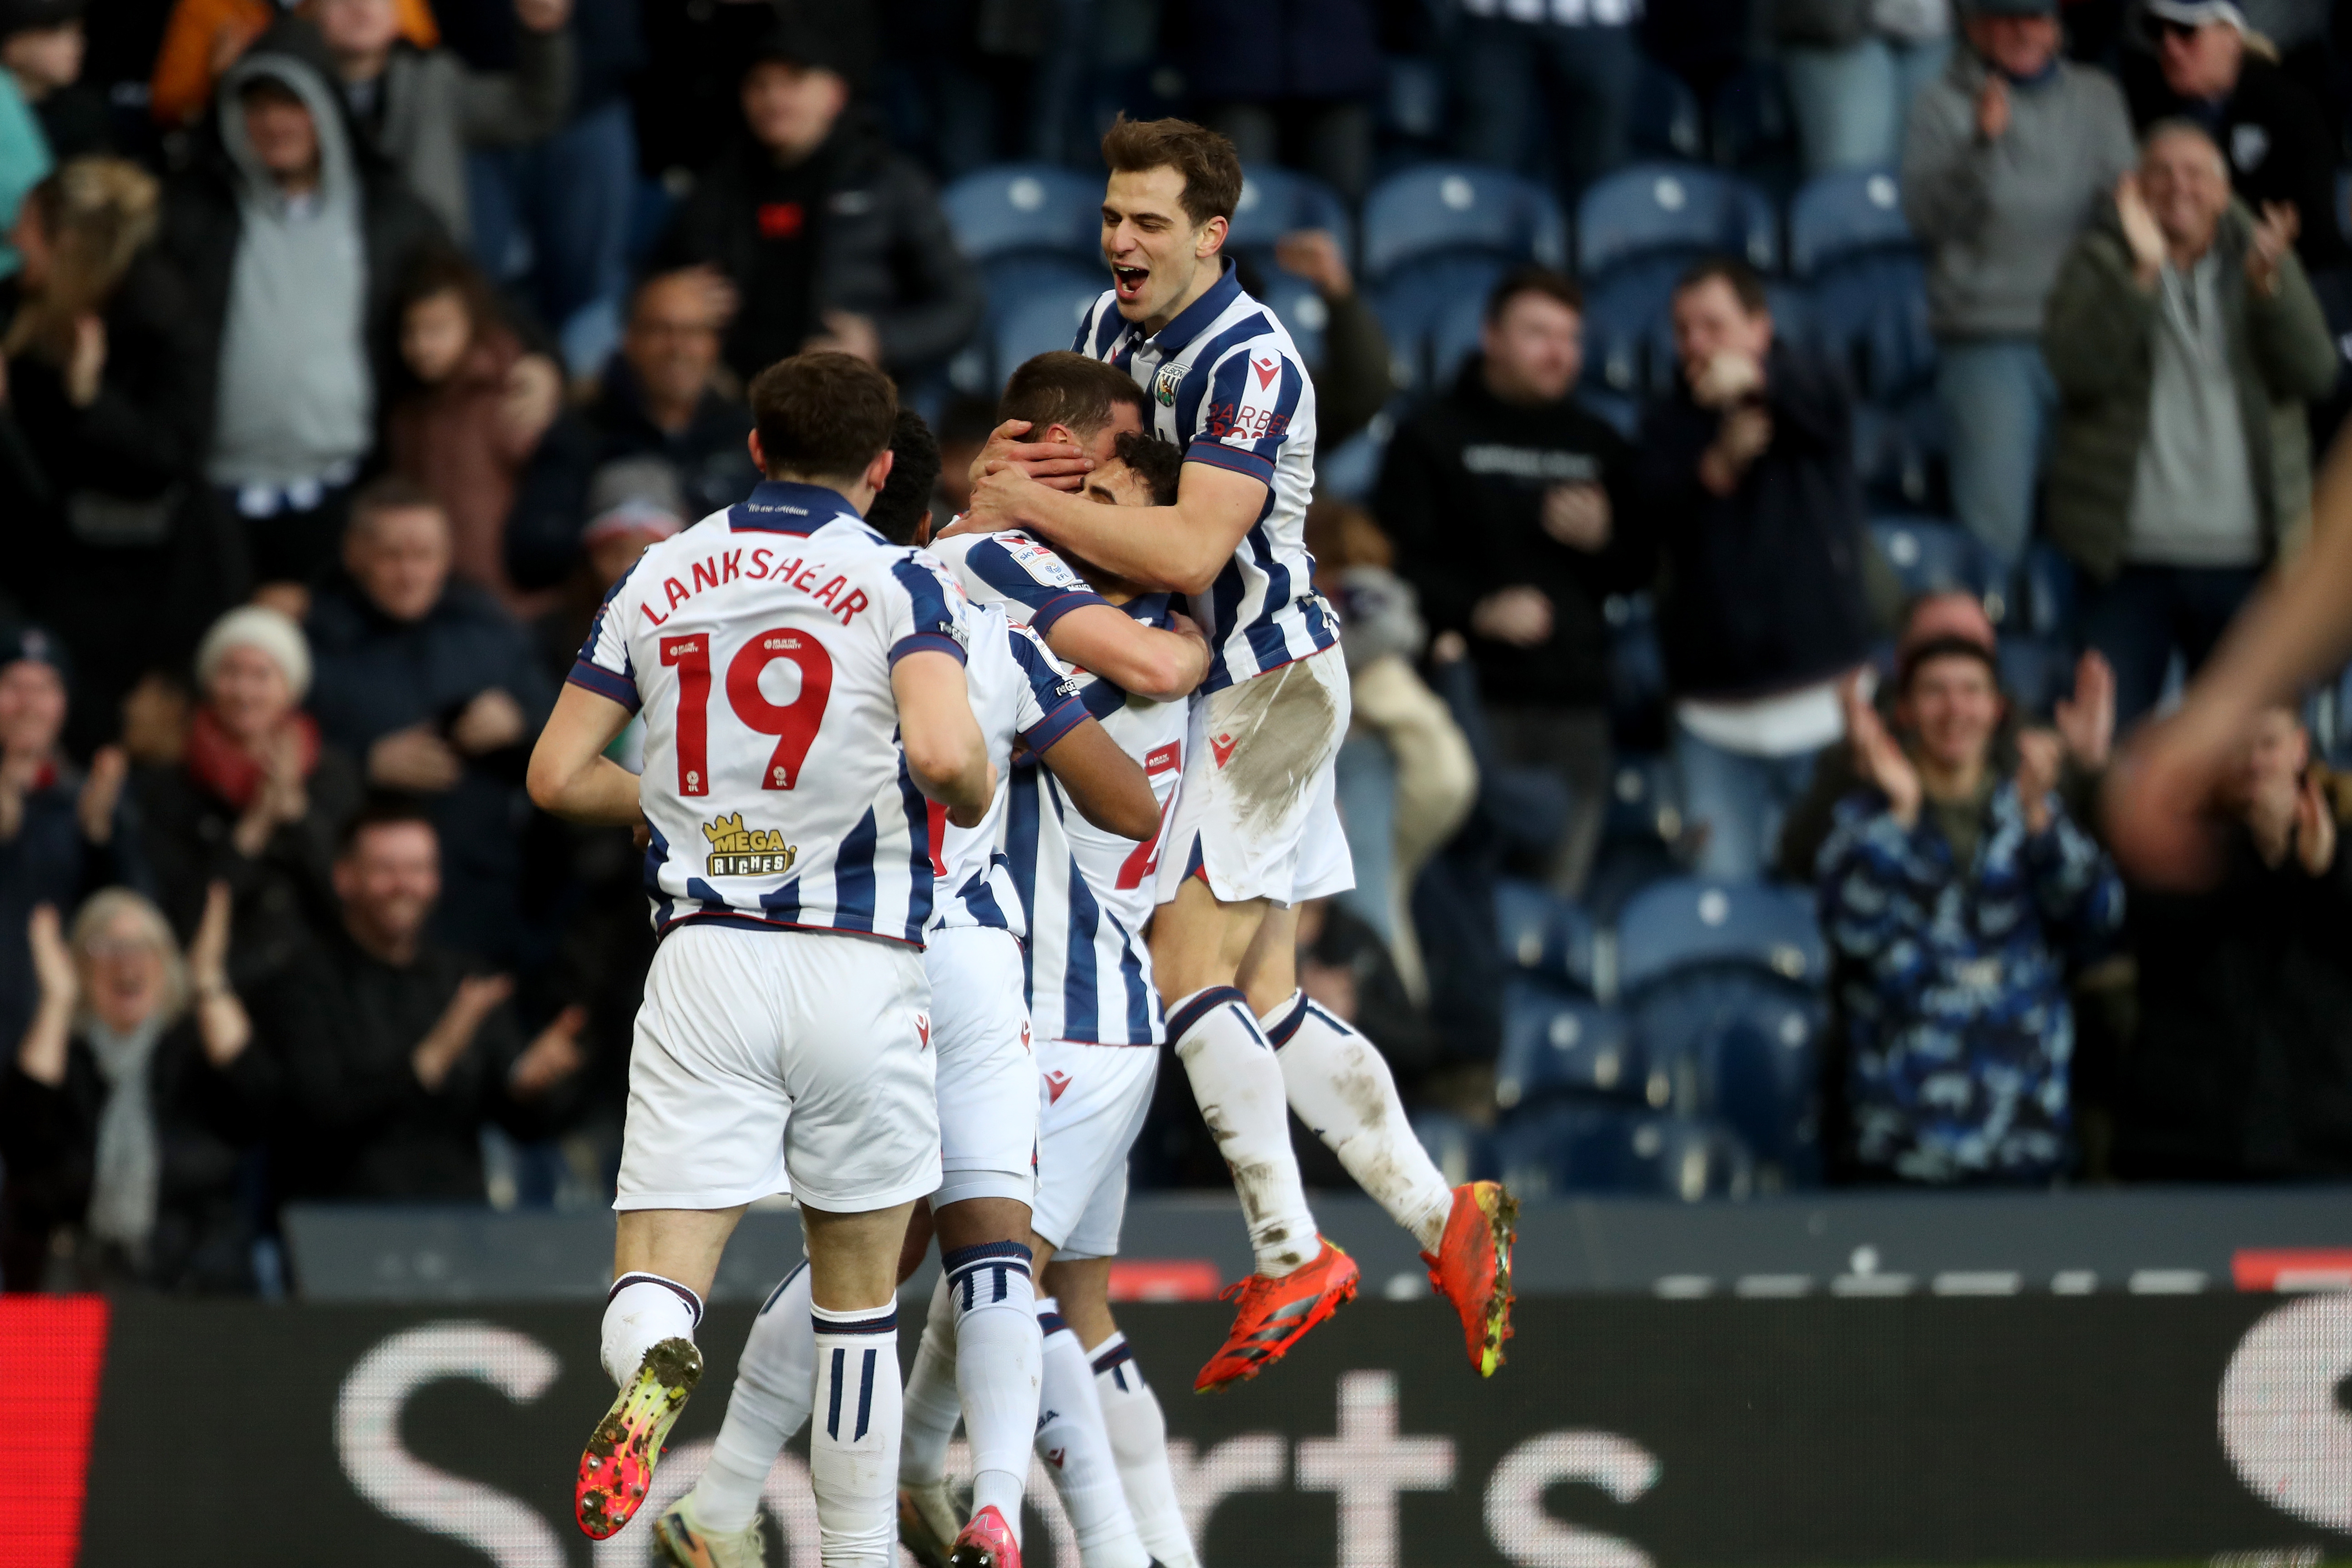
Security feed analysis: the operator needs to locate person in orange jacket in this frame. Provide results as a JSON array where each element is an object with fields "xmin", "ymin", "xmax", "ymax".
[{"xmin": 146, "ymin": 0, "xmax": 437, "ymax": 126}]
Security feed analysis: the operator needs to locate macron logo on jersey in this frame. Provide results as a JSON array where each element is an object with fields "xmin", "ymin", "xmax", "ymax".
[
  {"xmin": 1251, "ymin": 355, "xmax": 1279, "ymax": 389},
  {"xmin": 1044, "ymin": 1068, "xmax": 1071, "ymax": 1103}
]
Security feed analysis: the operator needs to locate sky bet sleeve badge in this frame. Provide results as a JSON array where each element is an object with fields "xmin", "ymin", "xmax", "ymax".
[{"xmin": 702, "ymin": 813, "xmax": 799, "ymax": 876}]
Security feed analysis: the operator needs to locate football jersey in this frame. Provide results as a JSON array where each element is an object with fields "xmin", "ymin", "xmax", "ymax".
[
  {"xmin": 933, "ymin": 531, "xmax": 1188, "ymax": 1045},
  {"xmin": 569, "ymin": 479, "xmax": 967, "ymax": 946},
  {"xmin": 1073, "ymin": 261, "xmax": 1339, "ymax": 692},
  {"xmin": 928, "ymin": 601, "xmax": 1087, "ymax": 939}
]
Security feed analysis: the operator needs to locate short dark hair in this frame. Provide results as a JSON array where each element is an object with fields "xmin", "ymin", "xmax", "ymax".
[
  {"xmin": 1101, "ymin": 114, "xmax": 1243, "ymax": 227},
  {"xmin": 999, "ymin": 352, "xmax": 1148, "ymax": 443},
  {"xmin": 1898, "ymin": 633, "xmax": 2000, "ymax": 695},
  {"xmin": 338, "ymin": 794, "xmax": 437, "ymax": 857},
  {"xmin": 747, "ymin": 351, "xmax": 898, "ymax": 481},
  {"xmin": 868, "ymin": 408, "xmax": 941, "ymax": 546},
  {"xmin": 1673, "ymin": 255, "xmax": 1770, "ymax": 316},
  {"xmin": 1110, "ymin": 431, "xmax": 1182, "ymax": 507},
  {"xmin": 1485, "ymin": 266, "xmax": 1583, "ymax": 325},
  {"xmin": 349, "ymin": 474, "xmax": 444, "ymax": 535}
]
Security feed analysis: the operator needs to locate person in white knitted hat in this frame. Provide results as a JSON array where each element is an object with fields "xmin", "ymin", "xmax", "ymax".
[{"xmin": 130, "ymin": 604, "xmax": 362, "ymax": 985}]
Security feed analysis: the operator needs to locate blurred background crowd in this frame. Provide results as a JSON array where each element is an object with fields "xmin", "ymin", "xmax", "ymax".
[{"xmin": 1, "ymin": 0, "xmax": 2349, "ymax": 1294}]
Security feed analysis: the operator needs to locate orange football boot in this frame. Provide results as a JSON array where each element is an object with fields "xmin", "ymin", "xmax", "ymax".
[
  {"xmin": 576, "ymin": 1337, "xmax": 703, "ymax": 1538},
  {"xmin": 1423, "ymin": 1181, "xmax": 1517, "ymax": 1376},
  {"xmin": 1193, "ymin": 1238, "xmax": 1359, "ymax": 1392}
]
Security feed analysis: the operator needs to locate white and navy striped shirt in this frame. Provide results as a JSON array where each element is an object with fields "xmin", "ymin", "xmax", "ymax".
[
  {"xmin": 1074, "ymin": 263, "xmax": 1339, "ymax": 692},
  {"xmin": 927, "ymin": 602, "xmax": 1087, "ymax": 939},
  {"xmin": 570, "ymin": 480, "xmax": 966, "ymax": 947},
  {"xmin": 930, "ymin": 532, "xmax": 1186, "ymax": 1045}
]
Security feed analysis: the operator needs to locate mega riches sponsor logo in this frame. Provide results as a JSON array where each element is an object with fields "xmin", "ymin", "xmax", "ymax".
[{"xmin": 702, "ymin": 813, "xmax": 799, "ymax": 876}]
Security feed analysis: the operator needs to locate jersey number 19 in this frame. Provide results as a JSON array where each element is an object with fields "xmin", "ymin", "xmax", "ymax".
[{"xmin": 660, "ymin": 628, "xmax": 835, "ymax": 796}]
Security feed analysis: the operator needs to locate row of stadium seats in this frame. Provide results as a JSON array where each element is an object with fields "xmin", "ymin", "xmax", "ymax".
[
  {"xmin": 1420, "ymin": 876, "xmax": 1830, "ymax": 1199},
  {"xmin": 939, "ymin": 158, "xmax": 1934, "ymax": 415}
]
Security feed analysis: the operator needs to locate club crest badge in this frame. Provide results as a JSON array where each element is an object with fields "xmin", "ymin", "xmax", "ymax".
[{"xmin": 1154, "ymin": 361, "xmax": 1183, "ymax": 408}]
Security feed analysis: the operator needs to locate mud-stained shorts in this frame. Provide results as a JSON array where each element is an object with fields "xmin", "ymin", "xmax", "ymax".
[{"xmin": 1155, "ymin": 645, "xmax": 1355, "ymax": 909}]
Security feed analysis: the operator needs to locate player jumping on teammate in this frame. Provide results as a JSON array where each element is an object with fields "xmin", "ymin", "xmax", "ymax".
[{"xmin": 954, "ymin": 129, "xmax": 1519, "ymax": 1388}]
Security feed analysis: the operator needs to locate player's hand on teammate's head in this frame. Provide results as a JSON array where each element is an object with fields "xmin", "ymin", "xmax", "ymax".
[
  {"xmin": 976, "ymin": 417, "xmax": 1094, "ymax": 494},
  {"xmin": 959, "ymin": 462, "xmax": 1039, "ymax": 532}
]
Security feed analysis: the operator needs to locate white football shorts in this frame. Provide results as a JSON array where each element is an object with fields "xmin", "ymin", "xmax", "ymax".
[
  {"xmin": 1156, "ymin": 645, "xmax": 1355, "ymax": 908},
  {"xmin": 1030, "ymin": 1038, "xmax": 1158, "ymax": 1259},
  {"xmin": 925, "ymin": 925, "xmax": 1040, "ymax": 1209},
  {"xmin": 615, "ymin": 922, "xmax": 941, "ymax": 1214}
]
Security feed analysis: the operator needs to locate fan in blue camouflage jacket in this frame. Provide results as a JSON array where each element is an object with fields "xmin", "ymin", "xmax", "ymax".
[{"xmin": 1817, "ymin": 639, "xmax": 2124, "ymax": 1182}]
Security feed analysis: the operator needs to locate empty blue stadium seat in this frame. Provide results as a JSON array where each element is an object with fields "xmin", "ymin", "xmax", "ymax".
[
  {"xmin": 1372, "ymin": 255, "xmax": 1510, "ymax": 393},
  {"xmin": 1788, "ymin": 169, "xmax": 1912, "ymax": 276},
  {"xmin": 1617, "ymin": 876, "xmax": 1825, "ymax": 994},
  {"xmin": 1253, "ymin": 268, "xmax": 1330, "ymax": 370},
  {"xmin": 2021, "ymin": 541, "xmax": 2078, "ymax": 643},
  {"xmin": 1605, "ymin": 592, "xmax": 1668, "ymax": 736},
  {"xmin": 1997, "ymin": 633, "xmax": 2072, "ymax": 721},
  {"xmin": 1576, "ymin": 162, "xmax": 1778, "ymax": 279},
  {"xmin": 1631, "ymin": 969, "xmax": 1824, "ymax": 1182},
  {"xmin": 1870, "ymin": 514, "xmax": 1990, "ymax": 599},
  {"xmin": 1227, "ymin": 164, "xmax": 1354, "ymax": 263},
  {"xmin": 1499, "ymin": 982, "xmax": 1641, "ymax": 1109},
  {"xmin": 1578, "ymin": 257, "xmax": 1683, "ymax": 401},
  {"xmin": 942, "ymin": 164, "xmax": 1104, "ymax": 266},
  {"xmin": 1802, "ymin": 255, "xmax": 1936, "ymax": 398},
  {"xmin": 989, "ymin": 283, "xmax": 1103, "ymax": 390},
  {"xmin": 1361, "ymin": 164, "xmax": 1568, "ymax": 282},
  {"xmin": 1313, "ymin": 418, "xmax": 1389, "ymax": 502},
  {"xmin": 1851, "ymin": 390, "xmax": 1948, "ymax": 513},
  {"xmin": 1495, "ymin": 880, "xmax": 1598, "ymax": 990},
  {"xmin": 1603, "ymin": 751, "xmax": 1683, "ymax": 849},
  {"xmin": 1410, "ymin": 1108, "xmax": 1495, "ymax": 1186},
  {"xmin": 1710, "ymin": 61, "xmax": 1796, "ymax": 172},
  {"xmin": 1493, "ymin": 1105, "xmax": 1754, "ymax": 1199},
  {"xmin": 1629, "ymin": 60, "xmax": 1704, "ymax": 161}
]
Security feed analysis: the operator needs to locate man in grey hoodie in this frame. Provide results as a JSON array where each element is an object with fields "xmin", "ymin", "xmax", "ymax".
[
  {"xmin": 1902, "ymin": 0, "xmax": 2137, "ymax": 570},
  {"xmin": 162, "ymin": 19, "xmax": 446, "ymax": 592}
]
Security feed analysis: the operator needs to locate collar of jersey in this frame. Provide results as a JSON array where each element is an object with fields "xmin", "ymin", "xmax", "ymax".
[
  {"xmin": 730, "ymin": 479, "xmax": 859, "ymax": 536},
  {"xmin": 1142, "ymin": 259, "xmax": 1243, "ymax": 357}
]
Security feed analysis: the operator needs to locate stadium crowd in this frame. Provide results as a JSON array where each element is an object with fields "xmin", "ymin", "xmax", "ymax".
[{"xmin": 0, "ymin": 0, "xmax": 2349, "ymax": 1293}]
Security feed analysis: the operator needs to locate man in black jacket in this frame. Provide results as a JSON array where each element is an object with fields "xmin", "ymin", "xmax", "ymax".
[
  {"xmin": 644, "ymin": 18, "xmax": 982, "ymax": 384},
  {"xmin": 2123, "ymin": 0, "xmax": 2346, "ymax": 270},
  {"xmin": 304, "ymin": 479, "xmax": 554, "ymax": 961},
  {"xmin": 159, "ymin": 17, "xmax": 446, "ymax": 592},
  {"xmin": 1636, "ymin": 256, "xmax": 1874, "ymax": 881},
  {"xmin": 583, "ymin": 269, "xmax": 759, "ymax": 522},
  {"xmin": 252, "ymin": 798, "xmax": 582, "ymax": 1202},
  {"xmin": 1376, "ymin": 267, "xmax": 1651, "ymax": 895}
]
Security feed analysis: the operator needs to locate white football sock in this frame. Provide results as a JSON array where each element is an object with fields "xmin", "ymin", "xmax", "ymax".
[
  {"xmin": 898, "ymin": 1272, "xmax": 963, "ymax": 1488},
  {"xmin": 690, "ymin": 1263, "xmax": 814, "ymax": 1534},
  {"xmin": 942, "ymin": 1240, "xmax": 1043, "ymax": 1535},
  {"xmin": 1090, "ymin": 1332, "xmax": 1199, "ymax": 1568},
  {"xmin": 600, "ymin": 1271, "xmax": 701, "ymax": 1386},
  {"xmin": 1263, "ymin": 990, "xmax": 1454, "ymax": 1253},
  {"xmin": 1166, "ymin": 986, "xmax": 1319, "ymax": 1278},
  {"xmin": 810, "ymin": 1303, "xmax": 902, "ymax": 1568},
  {"xmin": 1035, "ymin": 1299, "xmax": 1149, "ymax": 1568}
]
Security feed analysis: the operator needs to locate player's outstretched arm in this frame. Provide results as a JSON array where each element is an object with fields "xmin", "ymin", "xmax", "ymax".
[
  {"xmin": 961, "ymin": 461, "xmax": 1265, "ymax": 597},
  {"xmin": 892, "ymin": 650, "xmax": 997, "ymax": 827},
  {"xmin": 1035, "ymin": 717, "xmax": 1161, "ymax": 841},
  {"xmin": 526, "ymin": 684, "xmax": 644, "ymax": 827},
  {"xmin": 1044, "ymin": 606, "xmax": 1209, "ymax": 703},
  {"xmin": 2108, "ymin": 433, "xmax": 2352, "ymax": 885}
]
